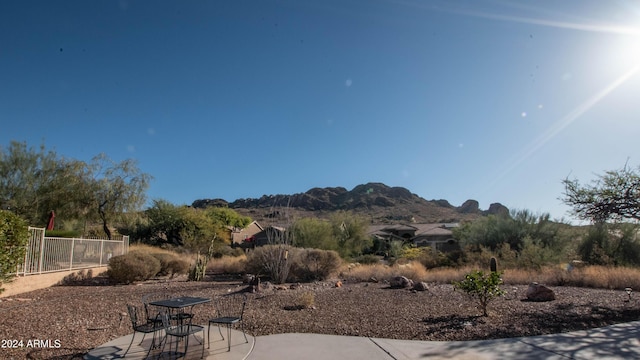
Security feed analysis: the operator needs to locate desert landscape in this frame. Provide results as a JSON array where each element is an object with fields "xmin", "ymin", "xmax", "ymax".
[{"xmin": 1, "ymin": 274, "xmax": 639, "ymax": 360}]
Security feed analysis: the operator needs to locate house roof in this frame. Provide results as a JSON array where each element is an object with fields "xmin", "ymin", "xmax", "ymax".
[{"xmin": 367, "ymin": 223, "xmax": 458, "ymax": 240}]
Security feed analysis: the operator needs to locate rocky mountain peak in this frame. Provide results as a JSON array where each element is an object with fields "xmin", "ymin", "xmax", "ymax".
[{"xmin": 192, "ymin": 183, "xmax": 509, "ymax": 224}]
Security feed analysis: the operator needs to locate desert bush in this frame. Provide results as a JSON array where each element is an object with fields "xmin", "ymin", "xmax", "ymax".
[
  {"xmin": 496, "ymin": 242, "xmax": 517, "ymax": 268},
  {"xmin": 209, "ymin": 244, "xmax": 245, "ymax": 258},
  {"xmin": 290, "ymin": 248, "xmax": 342, "ymax": 281},
  {"xmin": 129, "ymin": 244, "xmax": 190, "ymax": 278},
  {"xmin": 341, "ymin": 263, "xmax": 393, "ymax": 282},
  {"xmin": 207, "ymin": 255, "xmax": 247, "ymax": 274},
  {"xmin": 354, "ymin": 254, "xmax": 381, "ymax": 265},
  {"xmin": 417, "ymin": 248, "xmax": 455, "ymax": 269},
  {"xmin": 107, "ymin": 250, "xmax": 161, "ymax": 284},
  {"xmin": 462, "ymin": 245, "xmax": 495, "ymax": 268},
  {"xmin": 453, "ymin": 270, "xmax": 505, "ymax": 316},
  {"xmin": 391, "ymin": 261, "xmax": 429, "ymax": 282},
  {"xmin": 401, "ymin": 247, "xmax": 424, "ymax": 261},
  {"xmin": 421, "ymin": 266, "xmax": 475, "ymax": 284},
  {"xmin": 297, "ymin": 291, "xmax": 315, "ymax": 309},
  {"xmin": 246, "ymin": 245, "xmax": 296, "ymax": 284},
  {"xmin": 150, "ymin": 252, "xmax": 189, "ymax": 277},
  {"xmin": 0, "ymin": 211, "xmax": 29, "ymax": 294},
  {"xmin": 341, "ymin": 261, "xmax": 429, "ymax": 283},
  {"xmin": 517, "ymin": 237, "xmax": 559, "ymax": 270},
  {"xmin": 500, "ymin": 265, "xmax": 640, "ymax": 290}
]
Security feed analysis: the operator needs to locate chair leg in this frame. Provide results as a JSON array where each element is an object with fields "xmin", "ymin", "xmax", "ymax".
[
  {"xmin": 226, "ymin": 324, "xmax": 232, "ymax": 351},
  {"xmin": 184, "ymin": 334, "xmax": 190, "ymax": 358},
  {"xmin": 122, "ymin": 332, "xmax": 136, "ymax": 356},
  {"xmin": 160, "ymin": 333, "xmax": 168, "ymax": 357},
  {"xmin": 201, "ymin": 332, "xmax": 205, "ymax": 359},
  {"xmin": 240, "ymin": 322, "xmax": 248, "ymax": 343}
]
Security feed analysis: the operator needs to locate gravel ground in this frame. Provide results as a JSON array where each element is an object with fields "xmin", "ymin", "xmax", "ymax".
[{"xmin": 1, "ymin": 275, "xmax": 639, "ymax": 359}]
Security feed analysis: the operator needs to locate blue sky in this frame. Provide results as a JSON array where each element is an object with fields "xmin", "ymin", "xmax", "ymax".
[{"xmin": 2, "ymin": 0, "xmax": 640, "ymax": 223}]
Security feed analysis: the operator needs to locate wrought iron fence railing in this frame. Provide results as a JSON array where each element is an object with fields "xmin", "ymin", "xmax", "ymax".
[{"xmin": 16, "ymin": 227, "xmax": 129, "ymax": 275}]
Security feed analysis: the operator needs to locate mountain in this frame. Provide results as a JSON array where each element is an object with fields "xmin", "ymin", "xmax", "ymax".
[{"xmin": 192, "ymin": 182, "xmax": 509, "ymax": 224}]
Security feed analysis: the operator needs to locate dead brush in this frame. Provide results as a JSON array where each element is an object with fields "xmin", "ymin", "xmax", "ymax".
[{"xmin": 297, "ymin": 291, "xmax": 315, "ymax": 309}]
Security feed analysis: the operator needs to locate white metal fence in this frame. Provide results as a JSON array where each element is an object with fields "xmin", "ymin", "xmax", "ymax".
[{"xmin": 16, "ymin": 227, "xmax": 129, "ymax": 275}]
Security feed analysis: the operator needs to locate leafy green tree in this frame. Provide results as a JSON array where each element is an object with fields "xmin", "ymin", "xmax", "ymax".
[
  {"xmin": 144, "ymin": 199, "xmax": 188, "ymax": 246},
  {"xmin": 204, "ymin": 207, "xmax": 251, "ymax": 229},
  {"xmin": 453, "ymin": 270, "xmax": 505, "ymax": 316},
  {"xmin": 0, "ymin": 141, "xmax": 82, "ymax": 226},
  {"xmin": 0, "ymin": 142, "xmax": 151, "ymax": 237},
  {"xmin": 0, "ymin": 210, "xmax": 29, "ymax": 293},
  {"xmin": 329, "ymin": 211, "xmax": 371, "ymax": 258},
  {"xmin": 291, "ymin": 218, "xmax": 335, "ymax": 250},
  {"xmin": 562, "ymin": 164, "xmax": 640, "ymax": 222},
  {"xmin": 84, "ymin": 154, "xmax": 151, "ymax": 239},
  {"xmin": 142, "ymin": 200, "xmax": 248, "ymax": 252},
  {"xmin": 577, "ymin": 222, "xmax": 640, "ymax": 266},
  {"xmin": 455, "ymin": 210, "xmax": 561, "ymax": 253}
]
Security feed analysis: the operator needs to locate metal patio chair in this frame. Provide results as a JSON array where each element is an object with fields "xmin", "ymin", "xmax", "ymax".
[
  {"xmin": 141, "ymin": 293, "xmax": 165, "ymax": 328},
  {"xmin": 124, "ymin": 304, "xmax": 164, "ymax": 358},
  {"xmin": 160, "ymin": 312, "xmax": 205, "ymax": 359},
  {"xmin": 207, "ymin": 292, "xmax": 249, "ymax": 351}
]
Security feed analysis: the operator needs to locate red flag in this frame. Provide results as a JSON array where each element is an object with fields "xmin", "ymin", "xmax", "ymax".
[{"xmin": 46, "ymin": 210, "xmax": 55, "ymax": 230}]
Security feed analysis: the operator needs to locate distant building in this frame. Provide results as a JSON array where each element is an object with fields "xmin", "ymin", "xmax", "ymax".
[
  {"xmin": 227, "ymin": 220, "xmax": 263, "ymax": 246},
  {"xmin": 368, "ymin": 223, "xmax": 460, "ymax": 252}
]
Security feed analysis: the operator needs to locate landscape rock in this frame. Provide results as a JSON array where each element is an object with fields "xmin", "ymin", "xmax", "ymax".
[
  {"xmin": 526, "ymin": 282, "xmax": 556, "ymax": 302},
  {"xmin": 413, "ymin": 282, "xmax": 429, "ymax": 292},
  {"xmin": 390, "ymin": 276, "xmax": 414, "ymax": 289}
]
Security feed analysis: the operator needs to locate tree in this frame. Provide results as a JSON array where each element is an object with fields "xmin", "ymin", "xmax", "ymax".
[
  {"xmin": 0, "ymin": 141, "xmax": 83, "ymax": 226},
  {"xmin": 84, "ymin": 154, "xmax": 152, "ymax": 239},
  {"xmin": 0, "ymin": 142, "xmax": 151, "ymax": 237},
  {"xmin": 562, "ymin": 164, "xmax": 640, "ymax": 223},
  {"xmin": 143, "ymin": 200, "xmax": 224, "ymax": 249},
  {"xmin": 329, "ymin": 211, "xmax": 371, "ymax": 258},
  {"xmin": 204, "ymin": 207, "xmax": 251, "ymax": 229},
  {"xmin": 0, "ymin": 210, "xmax": 29, "ymax": 293},
  {"xmin": 291, "ymin": 218, "xmax": 335, "ymax": 250},
  {"xmin": 454, "ymin": 210, "xmax": 560, "ymax": 252}
]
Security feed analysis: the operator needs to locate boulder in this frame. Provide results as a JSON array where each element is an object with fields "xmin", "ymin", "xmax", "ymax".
[
  {"xmin": 458, "ymin": 200, "xmax": 480, "ymax": 214},
  {"xmin": 413, "ymin": 282, "xmax": 429, "ymax": 292},
  {"xmin": 526, "ymin": 282, "xmax": 555, "ymax": 302},
  {"xmin": 390, "ymin": 276, "xmax": 414, "ymax": 289}
]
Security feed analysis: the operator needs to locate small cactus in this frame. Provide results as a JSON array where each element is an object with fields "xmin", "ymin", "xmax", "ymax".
[{"xmin": 490, "ymin": 257, "xmax": 498, "ymax": 273}]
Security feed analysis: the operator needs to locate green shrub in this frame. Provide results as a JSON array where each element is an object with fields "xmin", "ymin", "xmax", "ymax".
[
  {"xmin": 290, "ymin": 248, "xmax": 342, "ymax": 281},
  {"xmin": 453, "ymin": 270, "xmax": 505, "ymax": 316},
  {"xmin": 45, "ymin": 229, "xmax": 81, "ymax": 238},
  {"xmin": 0, "ymin": 211, "xmax": 29, "ymax": 293},
  {"xmin": 107, "ymin": 250, "xmax": 161, "ymax": 284},
  {"xmin": 354, "ymin": 254, "xmax": 381, "ymax": 265}
]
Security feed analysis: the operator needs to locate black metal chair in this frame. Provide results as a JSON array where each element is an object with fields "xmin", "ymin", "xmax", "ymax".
[
  {"xmin": 207, "ymin": 292, "xmax": 248, "ymax": 351},
  {"xmin": 123, "ymin": 304, "xmax": 164, "ymax": 358},
  {"xmin": 141, "ymin": 293, "xmax": 164, "ymax": 328},
  {"xmin": 160, "ymin": 312, "xmax": 205, "ymax": 359}
]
